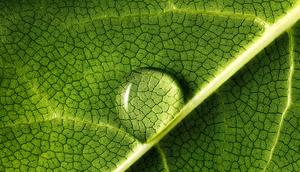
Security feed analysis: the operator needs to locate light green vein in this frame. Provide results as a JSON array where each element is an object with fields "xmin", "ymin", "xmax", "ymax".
[
  {"xmin": 114, "ymin": 4, "xmax": 300, "ymax": 172},
  {"xmin": 1, "ymin": 115, "xmax": 138, "ymax": 141},
  {"xmin": 263, "ymin": 29, "xmax": 295, "ymax": 171},
  {"xmin": 156, "ymin": 144, "xmax": 170, "ymax": 172},
  {"xmin": 64, "ymin": 7, "xmax": 268, "ymax": 29},
  {"xmin": 171, "ymin": 7, "xmax": 269, "ymax": 28}
]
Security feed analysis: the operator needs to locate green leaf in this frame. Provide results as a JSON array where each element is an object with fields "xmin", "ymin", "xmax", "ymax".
[{"xmin": 0, "ymin": 0, "xmax": 300, "ymax": 171}]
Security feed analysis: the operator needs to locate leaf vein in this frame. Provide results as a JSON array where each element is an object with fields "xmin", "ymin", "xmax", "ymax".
[
  {"xmin": 1, "ymin": 115, "xmax": 137, "ymax": 141},
  {"xmin": 63, "ymin": 8, "xmax": 269, "ymax": 29},
  {"xmin": 263, "ymin": 29, "xmax": 295, "ymax": 171}
]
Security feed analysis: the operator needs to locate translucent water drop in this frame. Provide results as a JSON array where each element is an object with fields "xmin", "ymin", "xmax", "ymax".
[{"xmin": 116, "ymin": 68, "xmax": 184, "ymax": 142}]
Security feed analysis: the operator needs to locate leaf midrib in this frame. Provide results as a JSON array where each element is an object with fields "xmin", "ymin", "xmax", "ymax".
[{"xmin": 115, "ymin": 4, "xmax": 300, "ymax": 172}]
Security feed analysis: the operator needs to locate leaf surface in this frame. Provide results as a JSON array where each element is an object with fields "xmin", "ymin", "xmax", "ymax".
[{"xmin": 0, "ymin": 0, "xmax": 300, "ymax": 171}]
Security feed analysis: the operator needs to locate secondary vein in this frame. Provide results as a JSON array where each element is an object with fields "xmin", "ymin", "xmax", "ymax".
[
  {"xmin": 1, "ymin": 115, "xmax": 136, "ymax": 139},
  {"xmin": 156, "ymin": 144, "xmax": 170, "ymax": 172},
  {"xmin": 64, "ymin": 7, "xmax": 268, "ymax": 29},
  {"xmin": 263, "ymin": 29, "xmax": 295, "ymax": 171}
]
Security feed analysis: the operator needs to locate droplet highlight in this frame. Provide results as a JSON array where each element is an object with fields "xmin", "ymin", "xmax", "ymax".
[{"xmin": 116, "ymin": 68, "xmax": 184, "ymax": 142}]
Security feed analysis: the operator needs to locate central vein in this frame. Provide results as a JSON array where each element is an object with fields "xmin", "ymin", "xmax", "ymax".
[{"xmin": 115, "ymin": 4, "xmax": 300, "ymax": 172}]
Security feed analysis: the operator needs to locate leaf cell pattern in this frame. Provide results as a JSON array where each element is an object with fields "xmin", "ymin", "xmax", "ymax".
[{"xmin": 0, "ymin": 0, "xmax": 300, "ymax": 171}]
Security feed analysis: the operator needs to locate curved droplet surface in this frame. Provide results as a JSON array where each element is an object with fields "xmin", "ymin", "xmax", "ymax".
[{"xmin": 116, "ymin": 68, "xmax": 184, "ymax": 142}]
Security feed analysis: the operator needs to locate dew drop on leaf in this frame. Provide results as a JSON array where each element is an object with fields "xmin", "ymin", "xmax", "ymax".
[{"xmin": 116, "ymin": 68, "xmax": 184, "ymax": 142}]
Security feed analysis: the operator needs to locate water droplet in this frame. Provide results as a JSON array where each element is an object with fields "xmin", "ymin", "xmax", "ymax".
[{"xmin": 116, "ymin": 68, "xmax": 184, "ymax": 142}]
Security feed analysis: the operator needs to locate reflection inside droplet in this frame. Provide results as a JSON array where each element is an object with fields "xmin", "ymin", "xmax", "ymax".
[{"xmin": 123, "ymin": 83, "xmax": 132, "ymax": 111}]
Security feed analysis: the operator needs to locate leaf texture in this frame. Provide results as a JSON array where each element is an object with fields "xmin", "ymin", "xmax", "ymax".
[{"xmin": 0, "ymin": 0, "xmax": 300, "ymax": 171}]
